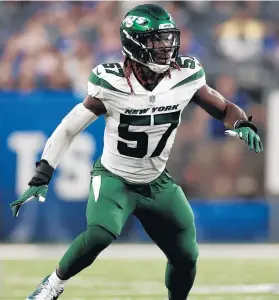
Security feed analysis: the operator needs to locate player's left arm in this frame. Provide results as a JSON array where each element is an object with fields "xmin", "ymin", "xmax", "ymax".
[{"xmin": 192, "ymin": 84, "xmax": 263, "ymax": 153}]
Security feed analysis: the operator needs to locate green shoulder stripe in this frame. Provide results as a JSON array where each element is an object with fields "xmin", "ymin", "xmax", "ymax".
[
  {"xmin": 171, "ymin": 68, "xmax": 205, "ymax": 89},
  {"xmin": 89, "ymin": 72, "xmax": 129, "ymax": 94}
]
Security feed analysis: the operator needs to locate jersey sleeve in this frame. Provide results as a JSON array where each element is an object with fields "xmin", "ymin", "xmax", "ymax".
[
  {"xmin": 191, "ymin": 57, "xmax": 206, "ymax": 89},
  {"xmin": 174, "ymin": 56, "xmax": 206, "ymax": 90},
  {"xmin": 87, "ymin": 65, "xmax": 106, "ymax": 98},
  {"xmin": 86, "ymin": 63, "xmax": 128, "ymax": 116},
  {"xmin": 86, "ymin": 64, "xmax": 111, "ymax": 114}
]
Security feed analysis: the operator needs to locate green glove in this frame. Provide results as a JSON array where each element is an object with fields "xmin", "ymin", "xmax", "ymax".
[
  {"xmin": 10, "ymin": 160, "xmax": 54, "ymax": 218},
  {"xmin": 225, "ymin": 127, "xmax": 263, "ymax": 153},
  {"xmin": 10, "ymin": 185, "xmax": 48, "ymax": 218}
]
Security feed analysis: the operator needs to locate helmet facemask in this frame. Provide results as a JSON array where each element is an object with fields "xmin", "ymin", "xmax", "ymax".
[{"xmin": 122, "ymin": 29, "xmax": 180, "ymax": 73}]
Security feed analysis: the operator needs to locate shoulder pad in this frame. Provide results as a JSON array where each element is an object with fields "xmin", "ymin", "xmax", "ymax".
[
  {"xmin": 176, "ymin": 56, "xmax": 202, "ymax": 70},
  {"xmin": 89, "ymin": 62, "xmax": 130, "ymax": 94},
  {"xmin": 170, "ymin": 56, "xmax": 206, "ymax": 90},
  {"xmin": 92, "ymin": 62, "xmax": 124, "ymax": 79}
]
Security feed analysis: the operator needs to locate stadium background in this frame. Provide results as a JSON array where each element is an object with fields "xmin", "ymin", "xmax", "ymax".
[
  {"xmin": 1, "ymin": 0, "xmax": 279, "ymax": 244},
  {"xmin": 2, "ymin": 1, "xmax": 279, "ymax": 299}
]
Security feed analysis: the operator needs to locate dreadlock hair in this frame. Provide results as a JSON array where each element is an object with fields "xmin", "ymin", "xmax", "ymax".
[{"xmin": 123, "ymin": 56, "xmax": 181, "ymax": 94}]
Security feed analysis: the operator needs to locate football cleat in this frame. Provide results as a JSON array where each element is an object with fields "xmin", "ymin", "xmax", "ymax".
[{"xmin": 26, "ymin": 275, "xmax": 64, "ymax": 300}]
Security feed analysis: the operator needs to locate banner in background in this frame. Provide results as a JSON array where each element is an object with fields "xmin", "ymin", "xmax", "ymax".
[
  {"xmin": 0, "ymin": 91, "xmax": 105, "ymax": 241},
  {"xmin": 0, "ymin": 92, "xmax": 270, "ymax": 242}
]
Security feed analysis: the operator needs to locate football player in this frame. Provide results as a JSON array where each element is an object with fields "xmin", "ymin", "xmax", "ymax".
[{"xmin": 10, "ymin": 4, "xmax": 263, "ymax": 300}]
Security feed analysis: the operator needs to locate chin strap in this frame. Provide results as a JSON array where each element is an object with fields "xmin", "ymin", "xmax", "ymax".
[
  {"xmin": 136, "ymin": 59, "xmax": 170, "ymax": 73},
  {"xmin": 131, "ymin": 56, "xmax": 170, "ymax": 73},
  {"xmin": 146, "ymin": 62, "xmax": 170, "ymax": 73}
]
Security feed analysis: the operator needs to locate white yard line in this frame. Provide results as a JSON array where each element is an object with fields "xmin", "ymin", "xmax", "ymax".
[
  {"xmin": 0, "ymin": 243, "xmax": 279, "ymax": 260},
  {"xmin": 4, "ymin": 276, "xmax": 279, "ymax": 295}
]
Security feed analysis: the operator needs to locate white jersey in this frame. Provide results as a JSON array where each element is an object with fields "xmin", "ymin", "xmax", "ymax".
[{"xmin": 87, "ymin": 57, "xmax": 206, "ymax": 183}]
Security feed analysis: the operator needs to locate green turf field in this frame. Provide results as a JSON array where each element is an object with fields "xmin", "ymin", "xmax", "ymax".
[{"xmin": 1, "ymin": 258, "xmax": 279, "ymax": 300}]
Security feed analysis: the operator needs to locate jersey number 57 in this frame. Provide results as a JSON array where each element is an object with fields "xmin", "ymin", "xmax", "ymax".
[{"xmin": 117, "ymin": 111, "xmax": 180, "ymax": 158}]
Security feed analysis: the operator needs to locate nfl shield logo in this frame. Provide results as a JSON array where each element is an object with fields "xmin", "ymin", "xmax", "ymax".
[{"xmin": 149, "ymin": 95, "xmax": 156, "ymax": 103}]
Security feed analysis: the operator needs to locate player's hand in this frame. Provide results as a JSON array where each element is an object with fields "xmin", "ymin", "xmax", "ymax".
[
  {"xmin": 10, "ymin": 185, "xmax": 48, "ymax": 218},
  {"xmin": 225, "ymin": 127, "xmax": 263, "ymax": 153},
  {"xmin": 10, "ymin": 160, "xmax": 54, "ymax": 218}
]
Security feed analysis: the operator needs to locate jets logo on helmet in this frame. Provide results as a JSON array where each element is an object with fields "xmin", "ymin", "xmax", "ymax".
[
  {"xmin": 122, "ymin": 16, "xmax": 148, "ymax": 27},
  {"xmin": 120, "ymin": 4, "xmax": 180, "ymax": 74},
  {"xmin": 136, "ymin": 17, "xmax": 148, "ymax": 25}
]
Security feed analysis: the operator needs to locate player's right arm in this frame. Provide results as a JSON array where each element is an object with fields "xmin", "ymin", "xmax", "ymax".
[
  {"xmin": 10, "ymin": 68, "xmax": 108, "ymax": 218},
  {"xmin": 41, "ymin": 96, "xmax": 106, "ymax": 170}
]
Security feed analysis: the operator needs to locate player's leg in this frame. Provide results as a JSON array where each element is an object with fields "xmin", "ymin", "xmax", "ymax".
[
  {"xmin": 135, "ymin": 172, "xmax": 198, "ymax": 300},
  {"xmin": 26, "ymin": 161, "xmax": 137, "ymax": 300},
  {"xmin": 56, "ymin": 171, "xmax": 137, "ymax": 280}
]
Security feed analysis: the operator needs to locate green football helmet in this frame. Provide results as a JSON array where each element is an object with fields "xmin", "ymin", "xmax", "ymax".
[{"xmin": 120, "ymin": 4, "xmax": 180, "ymax": 73}]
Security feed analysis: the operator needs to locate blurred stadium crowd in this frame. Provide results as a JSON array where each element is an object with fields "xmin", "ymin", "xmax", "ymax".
[{"xmin": 1, "ymin": 1, "xmax": 276, "ymax": 199}]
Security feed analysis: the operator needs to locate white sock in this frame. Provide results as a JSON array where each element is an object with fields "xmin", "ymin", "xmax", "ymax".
[{"xmin": 48, "ymin": 270, "xmax": 67, "ymax": 287}]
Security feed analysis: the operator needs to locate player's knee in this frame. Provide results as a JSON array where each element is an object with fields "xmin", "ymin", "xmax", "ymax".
[
  {"xmin": 171, "ymin": 234, "xmax": 199, "ymax": 268},
  {"xmin": 83, "ymin": 225, "xmax": 115, "ymax": 253},
  {"xmin": 179, "ymin": 240, "xmax": 199, "ymax": 265}
]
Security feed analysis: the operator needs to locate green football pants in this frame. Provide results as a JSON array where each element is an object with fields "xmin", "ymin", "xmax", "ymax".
[{"xmin": 86, "ymin": 159, "xmax": 199, "ymax": 299}]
